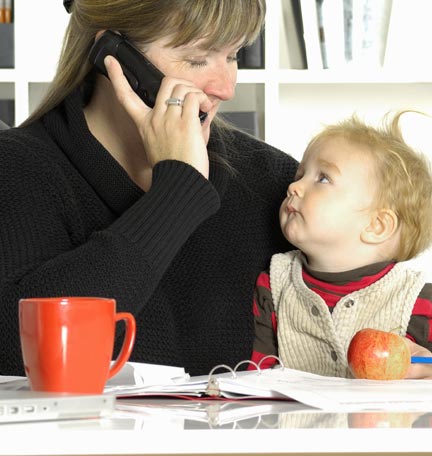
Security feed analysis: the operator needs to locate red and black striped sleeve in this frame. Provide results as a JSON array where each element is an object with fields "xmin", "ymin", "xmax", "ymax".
[
  {"xmin": 407, "ymin": 283, "xmax": 432, "ymax": 351},
  {"xmin": 249, "ymin": 270, "xmax": 279, "ymax": 370}
]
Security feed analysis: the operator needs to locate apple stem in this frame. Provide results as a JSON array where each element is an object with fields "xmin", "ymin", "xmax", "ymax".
[{"xmin": 389, "ymin": 326, "xmax": 402, "ymax": 334}]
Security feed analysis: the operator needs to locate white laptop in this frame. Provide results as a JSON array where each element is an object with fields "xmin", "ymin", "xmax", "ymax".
[{"xmin": 0, "ymin": 390, "xmax": 115, "ymax": 424}]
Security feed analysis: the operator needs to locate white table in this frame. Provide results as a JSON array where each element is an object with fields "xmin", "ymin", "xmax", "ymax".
[{"xmin": 0, "ymin": 398, "xmax": 431, "ymax": 455}]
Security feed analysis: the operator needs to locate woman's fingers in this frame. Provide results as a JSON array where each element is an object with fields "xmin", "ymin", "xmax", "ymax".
[
  {"xmin": 154, "ymin": 77, "xmax": 212, "ymax": 121},
  {"xmin": 103, "ymin": 56, "xmax": 150, "ymax": 123},
  {"xmin": 104, "ymin": 56, "xmax": 210, "ymax": 178},
  {"xmin": 104, "ymin": 56, "xmax": 210, "ymax": 124}
]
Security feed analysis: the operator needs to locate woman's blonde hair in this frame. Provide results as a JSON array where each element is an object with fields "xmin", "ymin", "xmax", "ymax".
[
  {"xmin": 22, "ymin": 0, "xmax": 265, "ymax": 126},
  {"xmin": 305, "ymin": 111, "xmax": 432, "ymax": 261}
]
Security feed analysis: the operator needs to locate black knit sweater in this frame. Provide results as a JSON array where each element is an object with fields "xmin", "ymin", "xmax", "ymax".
[{"xmin": 0, "ymin": 91, "xmax": 298, "ymax": 376}]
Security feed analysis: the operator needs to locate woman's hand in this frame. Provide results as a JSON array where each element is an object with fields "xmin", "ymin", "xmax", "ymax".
[
  {"xmin": 104, "ymin": 55, "xmax": 212, "ymax": 178},
  {"xmin": 404, "ymin": 338, "xmax": 432, "ymax": 379}
]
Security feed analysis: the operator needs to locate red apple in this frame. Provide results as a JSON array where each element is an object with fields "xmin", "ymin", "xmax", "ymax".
[{"xmin": 347, "ymin": 328, "xmax": 410, "ymax": 380}]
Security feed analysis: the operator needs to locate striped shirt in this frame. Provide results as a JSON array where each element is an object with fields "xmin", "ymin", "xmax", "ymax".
[{"xmin": 251, "ymin": 261, "xmax": 432, "ymax": 369}]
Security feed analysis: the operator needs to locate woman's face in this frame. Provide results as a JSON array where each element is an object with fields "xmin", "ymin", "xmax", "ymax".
[{"xmin": 145, "ymin": 36, "xmax": 241, "ymax": 143}]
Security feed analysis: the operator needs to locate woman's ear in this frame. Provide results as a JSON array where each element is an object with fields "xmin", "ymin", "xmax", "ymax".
[
  {"xmin": 95, "ymin": 30, "xmax": 107, "ymax": 41},
  {"xmin": 360, "ymin": 209, "xmax": 399, "ymax": 244}
]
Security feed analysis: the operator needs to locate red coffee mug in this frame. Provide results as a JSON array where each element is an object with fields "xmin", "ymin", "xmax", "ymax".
[{"xmin": 19, "ymin": 297, "xmax": 136, "ymax": 394}]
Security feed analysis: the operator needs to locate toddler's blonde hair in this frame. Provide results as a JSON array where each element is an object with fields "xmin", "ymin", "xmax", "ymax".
[{"xmin": 305, "ymin": 111, "xmax": 432, "ymax": 261}]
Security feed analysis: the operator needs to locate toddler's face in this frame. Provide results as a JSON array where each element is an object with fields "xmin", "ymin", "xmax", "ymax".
[{"xmin": 279, "ymin": 137, "xmax": 376, "ymax": 259}]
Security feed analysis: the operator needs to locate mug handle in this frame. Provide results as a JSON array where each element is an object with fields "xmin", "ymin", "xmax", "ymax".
[{"xmin": 108, "ymin": 312, "xmax": 136, "ymax": 379}]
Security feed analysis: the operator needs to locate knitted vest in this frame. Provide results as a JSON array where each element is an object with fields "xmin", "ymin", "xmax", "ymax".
[{"xmin": 270, "ymin": 250, "xmax": 425, "ymax": 378}]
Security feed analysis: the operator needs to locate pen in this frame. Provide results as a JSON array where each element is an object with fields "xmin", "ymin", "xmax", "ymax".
[{"xmin": 411, "ymin": 356, "xmax": 432, "ymax": 364}]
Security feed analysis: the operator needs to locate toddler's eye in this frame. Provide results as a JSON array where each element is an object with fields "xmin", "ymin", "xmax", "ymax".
[{"xmin": 318, "ymin": 173, "xmax": 330, "ymax": 184}]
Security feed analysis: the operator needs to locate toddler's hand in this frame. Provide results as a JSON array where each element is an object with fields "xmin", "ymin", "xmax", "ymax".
[{"xmin": 404, "ymin": 338, "xmax": 432, "ymax": 379}]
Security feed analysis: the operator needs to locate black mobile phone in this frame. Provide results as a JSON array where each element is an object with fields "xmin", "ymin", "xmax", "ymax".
[{"xmin": 88, "ymin": 30, "xmax": 207, "ymax": 123}]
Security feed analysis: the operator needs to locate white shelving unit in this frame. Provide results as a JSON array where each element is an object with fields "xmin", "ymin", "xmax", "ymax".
[
  {"xmin": 226, "ymin": 0, "xmax": 432, "ymax": 163},
  {"xmin": 0, "ymin": 1, "xmax": 68, "ymax": 124},
  {"xmin": 2, "ymin": 0, "xmax": 432, "ymax": 158}
]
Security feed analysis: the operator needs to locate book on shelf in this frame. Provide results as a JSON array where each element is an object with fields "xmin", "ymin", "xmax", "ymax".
[
  {"xmin": 0, "ymin": 0, "xmax": 13, "ymax": 68},
  {"xmin": 0, "ymin": 118, "xmax": 9, "ymax": 130},
  {"xmin": 298, "ymin": 0, "xmax": 324, "ymax": 69},
  {"xmin": 295, "ymin": 0, "xmax": 392, "ymax": 70},
  {"xmin": 237, "ymin": 31, "xmax": 264, "ymax": 69},
  {"xmin": 219, "ymin": 111, "xmax": 260, "ymax": 138},
  {"xmin": 350, "ymin": 0, "xmax": 393, "ymax": 67},
  {"xmin": 0, "ymin": 0, "xmax": 13, "ymax": 24},
  {"xmin": 0, "ymin": 22, "xmax": 14, "ymax": 68},
  {"xmin": 0, "ymin": 99, "xmax": 14, "ymax": 127},
  {"xmin": 280, "ymin": 0, "xmax": 307, "ymax": 69},
  {"xmin": 343, "ymin": 0, "xmax": 354, "ymax": 62},
  {"xmin": 317, "ymin": 0, "xmax": 346, "ymax": 69}
]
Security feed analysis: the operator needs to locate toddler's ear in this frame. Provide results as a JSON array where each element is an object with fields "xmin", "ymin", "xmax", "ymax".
[{"xmin": 360, "ymin": 209, "xmax": 398, "ymax": 244}]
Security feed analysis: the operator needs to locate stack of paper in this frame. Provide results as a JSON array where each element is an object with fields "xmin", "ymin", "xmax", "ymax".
[{"xmin": 3, "ymin": 363, "xmax": 432, "ymax": 413}]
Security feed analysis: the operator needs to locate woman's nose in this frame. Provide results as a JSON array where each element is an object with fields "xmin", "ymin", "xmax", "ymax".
[{"xmin": 204, "ymin": 65, "xmax": 236, "ymax": 101}]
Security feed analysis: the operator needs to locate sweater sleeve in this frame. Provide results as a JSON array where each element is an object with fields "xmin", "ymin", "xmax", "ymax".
[
  {"xmin": 1, "ymin": 155, "xmax": 219, "ymax": 300},
  {"xmin": 0, "ymin": 143, "xmax": 220, "ymax": 373},
  {"xmin": 407, "ymin": 283, "xmax": 432, "ymax": 351},
  {"xmin": 249, "ymin": 270, "xmax": 279, "ymax": 370},
  {"xmin": 109, "ymin": 160, "xmax": 220, "ymax": 276}
]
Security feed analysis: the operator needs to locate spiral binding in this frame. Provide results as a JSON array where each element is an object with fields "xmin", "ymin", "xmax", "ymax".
[
  {"xmin": 257, "ymin": 355, "xmax": 285, "ymax": 370},
  {"xmin": 206, "ymin": 355, "xmax": 285, "ymax": 397}
]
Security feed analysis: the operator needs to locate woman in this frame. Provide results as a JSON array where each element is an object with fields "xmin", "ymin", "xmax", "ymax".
[{"xmin": 0, "ymin": 0, "xmax": 298, "ymax": 376}]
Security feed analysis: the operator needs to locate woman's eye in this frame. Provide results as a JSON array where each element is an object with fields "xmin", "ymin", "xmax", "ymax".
[
  {"xmin": 187, "ymin": 60, "xmax": 208, "ymax": 68},
  {"xmin": 228, "ymin": 54, "xmax": 239, "ymax": 63}
]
